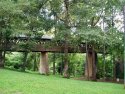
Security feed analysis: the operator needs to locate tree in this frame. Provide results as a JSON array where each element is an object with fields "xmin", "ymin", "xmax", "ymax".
[{"xmin": 123, "ymin": 4, "xmax": 125, "ymax": 89}]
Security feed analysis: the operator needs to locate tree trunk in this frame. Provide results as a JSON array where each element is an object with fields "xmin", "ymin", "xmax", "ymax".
[
  {"xmin": 92, "ymin": 51, "xmax": 97, "ymax": 81},
  {"xmin": 103, "ymin": 45, "xmax": 106, "ymax": 80},
  {"xmin": 63, "ymin": 0, "xmax": 70, "ymax": 78},
  {"xmin": 53, "ymin": 53, "xmax": 56, "ymax": 75},
  {"xmin": 123, "ymin": 5, "xmax": 125, "ymax": 88},
  {"xmin": 61, "ymin": 53, "xmax": 63, "ymax": 75},
  {"xmin": 21, "ymin": 52, "xmax": 28, "ymax": 71},
  {"xmin": 112, "ymin": 55, "xmax": 116, "ymax": 81},
  {"xmin": 85, "ymin": 43, "xmax": 90, "ymax": 80},
  {"xmin": 63, "ymin": 45, "xmax": 69, "ymax": 78},
  {"xmin": 33, "ymin": 53, "xmax": 37, "ymax": 71},
  {"xmin": 0, "ymin": 51, "xmax": 4, "ymax": 68},
  {"xmin": 0, "ymin": 32, "xmax": 5, "ymax": 68}
]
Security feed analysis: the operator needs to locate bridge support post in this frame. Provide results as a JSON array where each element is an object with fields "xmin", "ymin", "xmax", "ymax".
[
  {"xmin": 85, "ymin": 50, "xmax": 97, "ymax": 80},
  {"xmin": 39, "ymin": 52, "xmax": 49, "ymax": 75},
  {"xmin": 0, "ymin": 51, "xmax": 4, "ymax": 68}
]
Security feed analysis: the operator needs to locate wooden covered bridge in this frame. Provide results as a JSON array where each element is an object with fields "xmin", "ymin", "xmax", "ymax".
[{"xmin": 0, "ymin": 36, "xmax": 102, "ymax": 79}]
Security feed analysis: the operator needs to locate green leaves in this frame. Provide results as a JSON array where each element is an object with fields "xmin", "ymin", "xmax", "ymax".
[
  {"xmin": 50, "ymin": 0, "xmax": 62, "ymax": 13},
  {"xmin": 0, "ymin": 0, "xmax": 23, "ymax": 16},
  {"xmin": 0, "ymin": 0, "xmax": 124, "ymax": 56}
]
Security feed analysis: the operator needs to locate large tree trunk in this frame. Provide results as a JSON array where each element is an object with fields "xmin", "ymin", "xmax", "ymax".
[
  {"xmin": 39, "ymin": 52, "xmax": 49, "ymax": 75},
  {"xmin": 85, "ymin": 42, "xmax": 90, "ymax": 80},
  {"xmin": 85, "ymin": 48, "xmax": 97, "ymax": 80},
  {"xmin": 92, "ymin": 52, "xmax": 97, "ymax": 80},
  {"xmin": 63, "ymin": 0, "xmax": 70, "ymax": 78}
]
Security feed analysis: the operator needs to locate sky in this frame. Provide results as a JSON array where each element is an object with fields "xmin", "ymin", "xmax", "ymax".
[{"xmin": 97, "ymin": 11, "xmax": 124, "ymax": 32}]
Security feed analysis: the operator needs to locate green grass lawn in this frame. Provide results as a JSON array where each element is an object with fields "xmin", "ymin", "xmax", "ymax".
[{"xmin": 0, "ymin": 69, "xmax": 125, "ymax": 94}]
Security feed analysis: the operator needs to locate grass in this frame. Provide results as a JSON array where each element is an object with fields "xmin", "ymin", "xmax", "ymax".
[{"xmin": 0, "ymin": 69, "xmax": 125, "ymax": 94}]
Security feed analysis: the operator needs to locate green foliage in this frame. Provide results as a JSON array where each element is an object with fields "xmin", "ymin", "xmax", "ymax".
[
  {"xmin": 5, "ymin": 52, "xmax": 23, "ymax": 69},
  {"xmin": 48, "ymin": 53, "xmax": 85, "ymax": 76},
  {"xmin": 26, "ymin": 52, "xmax": 39, "ymax": 71},
  {"xmin": 68, "ymin": 54, "xmax": 85, "ymax": 76},
  {"xmin": 50, "ymin": 0, "xmax": 62, "ymax": 13},
  {"xmin": 18, "ymin": 40, "xmax": 36, "ymax": 51},
  {"xmin": 5, "ymin": 52, "xmax": 39, "ymax": 71},
  {"xmin": 97, "ymin": 54, "xmax": 113, "ymax": 78}
]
